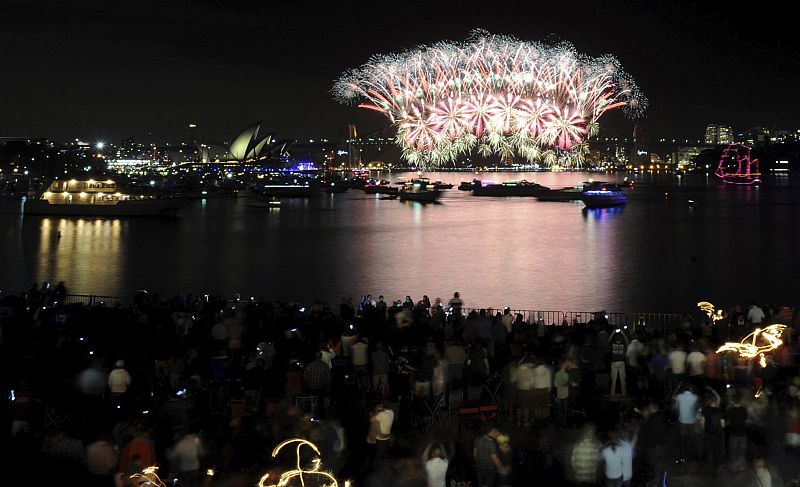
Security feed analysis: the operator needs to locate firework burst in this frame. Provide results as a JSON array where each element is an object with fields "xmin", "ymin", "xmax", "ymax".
[{"xmin": 334, "ymin": 30, "xmax": 647, "ymax": 168}]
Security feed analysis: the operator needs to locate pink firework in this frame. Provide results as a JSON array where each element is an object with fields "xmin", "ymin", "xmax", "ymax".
[
  {"xmin": 487, "ymin": 93, "xmax": 521, "ymax": 134},
  {"xmin": 546, "ymin": 106, "xmax": 587, "ymax": 150},
  {"xmin": 428, "ymin": 98, "xmax": 470, "ymax": 140},
  {"xmin": 462, "ymin": 93, "xmax": 495, "ymax": 137},
  {"xmin": 334, "ymin": 30, "xmax": 646, "ymax": 166},
  {"xmin": 514, "ymin": 98, "xmax": 553, "ymax": 139}
]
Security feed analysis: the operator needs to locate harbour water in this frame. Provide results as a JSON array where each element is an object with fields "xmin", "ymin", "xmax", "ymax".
[{"xmin": 1, "ymin": 171, "xmax": 797, "ymax": 312}]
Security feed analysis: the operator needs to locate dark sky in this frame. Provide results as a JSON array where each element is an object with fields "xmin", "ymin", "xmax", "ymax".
[{"xmin": 3, "ymin": 0, "xmax": 798, "ymax": 144}]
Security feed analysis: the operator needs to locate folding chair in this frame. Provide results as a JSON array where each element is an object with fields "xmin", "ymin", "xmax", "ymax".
[
  {"xmin": 423, "ymin": 394, "xmax": 445, "ymax": 433},
  {"xmin": 484, "ymin": 379, "xmax": 502, "ymax": 404},
  {"xmin": 446, "ymin": 389, "xmax": 464, "ymax": 421}
]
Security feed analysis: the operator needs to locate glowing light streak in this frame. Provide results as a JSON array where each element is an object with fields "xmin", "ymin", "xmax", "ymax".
[
  {"xmin": 130, "ymin": 466, "xmax": 166, "ymax": 487},
  {"xmin": 697, "ymin": 301, "xmax": 724, "ymax": 323},
  {"xmin": 716, "ymin": 324, "xmax": 786, "ymax": 363},
  {"xmin": 259, "ymin": 438, "xmax": 344, "ymax": 487}
]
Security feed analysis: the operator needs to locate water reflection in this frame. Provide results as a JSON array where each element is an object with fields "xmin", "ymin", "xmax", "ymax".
[
  {"xmin": 0, "ymin": 172, "xmax": 797, "ymax": 311},
  {"xmin": 582, "ymin": 206, "xmax": 624, "ymax": 221},
  {"xmin": 34, "ymin": 218, "xmax": 123, "ymax": 294}
]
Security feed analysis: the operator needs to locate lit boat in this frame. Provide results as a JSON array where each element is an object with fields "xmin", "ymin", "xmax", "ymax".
[
  {"xmin": 259, "ymin": 184, "xmax": 312, "ymax": 197},
  {"xmin": 472, "ymin": 180, "xmax": 549, "ymax": 197},
  {"xmin": 715, "ymin": 143, "xmax": 761, "ymax": 186},
  {"xmin": 24, "ymin": 179, "xmax": 183, "ymax": 217},
  {"xmin": 363, "ymin": 180, "xmax": 398, "ymax": 195},
  {"xmin": 398, "ymin": 180, "xmax": 441, "ymax": 203},
  {"xmin": 580, "ymin": 181, "xmax": 627, "ymax": 208}
]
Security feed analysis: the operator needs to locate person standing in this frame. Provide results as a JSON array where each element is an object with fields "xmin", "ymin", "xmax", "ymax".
[
  {"xmin": 371, "ymin": 343, "xmax": 391, "ymax": 397},
  {"xmin": 601, "ymin": 434, "xmax": 625, "ymax": 487},
  {"xmin": 571, "ymin": 424, "xmax": 601, "ymax": 485},
  {"xmin": 351, "ymin": 338, "xmax": 368, "ymax": 375},
  {"xmin": 445, "ymin": 340, "xmax": 467, "ymax": 389},
  {"xmin": 554, "ymin": 360, "xmax": 571, "ymax": 427},
  {"xmin": 609, "ymin": 330, "xmax": 629, "ymax": 397},
  {"xmin": 668, "ymin": 344, "xmax": 688, "ymax": 391},
  {"xmin": 473, "ymin": 428, "xmax": 505, "ymax": 487},
  {"xmin": 726, "ymin": 394, "xmax": 748, "ymax": 471},
  {"xmin": 86, "ymin": 434, "xmax": 119, "ymax": 486},
  {"xmin": 702, "ymin": 395, "xmax": 726, "ymax": 470},
  {"xmin": 366, "ymin": 402, "xmax": 394, "ymax": 471},
  {"xmin": 639, "ymin": 402, "xmax": 667, "ymax": 482},
  {"xmin": 747, "ymin": 302, "xmax": 765, "ymax": 325},
  {"xmin": 686, "ymin": 344, "xmax": 707, "ymax": 392},
  {"xmin": 422, "ymin": 442, "xmax": 452, "ymax": 487},
  {"xmin": 166, "ymin": 431, "xmax": 205, "ymax": 487},
  {"xmin": 303, "ymin": 352, "xmax": 331, "ymax": 417},
  {"xmin": 673, "ymin": 384, "xmax": 699, "ymax": 462},
  {"xmin": 531, "ymin": 358, "xmax": 553, "ymax": 421},
  {"xmin": 514, "ymin": 356, "xmax": 535, "ymax": 427}
]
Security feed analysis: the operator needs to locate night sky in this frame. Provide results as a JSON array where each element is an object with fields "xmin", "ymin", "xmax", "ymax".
[{"xmin": 3, "ymin": 0, "xmax": 798, "ymax": 144}]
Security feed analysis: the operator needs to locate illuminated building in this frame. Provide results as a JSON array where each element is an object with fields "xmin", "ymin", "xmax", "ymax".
[{"xmin": 704, "ymin": 124, "xmax": 733, "ymax": 145}]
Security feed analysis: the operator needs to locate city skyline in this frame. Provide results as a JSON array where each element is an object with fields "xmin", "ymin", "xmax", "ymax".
[{"xmin": 3, "ymin": 0, "xmax": 799, "ymax": 143}]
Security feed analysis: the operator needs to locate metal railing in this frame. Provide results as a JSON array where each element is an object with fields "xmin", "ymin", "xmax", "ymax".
[
  {"xmin": 63, "ymin": 294, "xmax": 125, "ymax": 308},
  {"xmin": 461, "ymin": 308, "xmax": 685, "ymax": 333}
]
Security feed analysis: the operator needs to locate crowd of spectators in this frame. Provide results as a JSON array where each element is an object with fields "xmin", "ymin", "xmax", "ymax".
[{"xmin": 2, "ymin": 285, "xmax": 800, "ymax": 487}]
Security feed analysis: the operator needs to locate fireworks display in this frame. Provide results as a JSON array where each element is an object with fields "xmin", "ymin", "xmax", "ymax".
[{"xmin": 334, "ymin": 30, "xmax": 647, "ymax": 168}]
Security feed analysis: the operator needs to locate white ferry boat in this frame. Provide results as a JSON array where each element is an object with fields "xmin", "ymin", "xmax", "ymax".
[{"xmin": 24, "ymin": 179, "xmax": 183, "ymax": 217}]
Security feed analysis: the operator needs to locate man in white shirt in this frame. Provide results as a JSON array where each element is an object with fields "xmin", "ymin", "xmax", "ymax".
[
  {"xmin": 673, "ymin": 386, "xmax": 699, "ymax": 462},
  {"xmin": 167, "ymin": 432, "xmax": 205, "ymax": 486},
  {"xmin": 108, "ymin": 360, "xmax": 131, "ymax": 395},
  {"xmin": 514, "ymin": 358, "xmax": 536, "ymax": 427},
  {"xmin": 668, "ymin": 345, "xmax": 688, "ymax": 389},
  {"xmin": 686, "ymin": 344, "xmax": 706, "ymax": 390},
  {"xmin": 351, "ymin": 339, "xmax": 368, "ymax": 374},
  {"xmin": 320, "ymin": 347, "xmax": 335, "ymax": 369},
  {"xmin": 375, "ymin": 404, "xmax": 394, "ymax": 440},
  {"xmin": 422, "ymin": 443, "xmax": 450, "ymax": 487},
  {"xmin": 601, "ymin": 440, "xmax": 625, "ymax": 485},
  {"xmin": 747, "ymin": 303, "xmax": 765, "ymax": 324}
]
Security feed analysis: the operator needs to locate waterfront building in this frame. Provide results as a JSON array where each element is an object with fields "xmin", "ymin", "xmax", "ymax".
[{"xmin": 704, "ymin": 124, "xmax": 733, "ymax": 145}]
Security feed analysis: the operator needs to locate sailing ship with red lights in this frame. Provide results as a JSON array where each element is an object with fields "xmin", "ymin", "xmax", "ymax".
[{"xmin": 715, "ymin": 143, "xmax": 761, "ymax": 185}]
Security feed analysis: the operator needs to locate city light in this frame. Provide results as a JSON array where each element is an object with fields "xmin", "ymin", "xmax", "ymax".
[
  {"xmin": 335, "ymin": 30, "xmax": 646, "ymax": 168},
  {"xmin": 96, "ymin": 142, "xmax": 105, "ymax": 150}
]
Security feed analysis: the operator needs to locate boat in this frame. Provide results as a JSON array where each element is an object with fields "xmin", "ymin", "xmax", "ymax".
[
  {"xmin": 24, "ymin": 179, "xmax": 183, "ymax": 217},
  {"xmin": 580, "ymin": 181, "xmax": 627, "ymax": 208},
  {"xmin": 537, "ymin": 186, "xmax": 583, "ymax": 202},
  {"xmin": 246, "ymin": 199, "xmax": 281, "ymax": 209},
  {"xmin": 432, "ymin": 181, "xmax": 454, "ymax": 190},
  {"xmin": 715, "ymin": 143, "xmax": 761, "ymax": 186},
  {"xmin": 398, "ymin": 180, "xmax": 441, "ymax": 203},
  {"xmin": 259, "ymin": 184, "xmax": 312, "ymax": 198},
  {"xmin": 364, "ymin": 180, "xmax": 398, "ymax": 195},
  {"xmin": 363, "ymin": 179, "xmax": 390, "ymax": 193},
  {"xmin": 324, "ymin": 183, "xmax": 349, "ymax": 194},
  {"xmin": 472, "ymin": 180, "xmax": 549, "ymax": 197},
  {"xmin": 458, "ymin": 181, "xmax": 474, "ymax": 191}
]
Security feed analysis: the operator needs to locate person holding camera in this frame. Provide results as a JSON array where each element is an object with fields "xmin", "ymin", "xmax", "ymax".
[{"xmin": 609, "ymin": 329, "xmax": 630, "ymax": 398}]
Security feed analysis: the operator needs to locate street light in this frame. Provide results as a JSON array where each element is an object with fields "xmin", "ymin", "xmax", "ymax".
[{"xmin": 96, "ymin": 142, "xmax": 105, "ymax": 150}]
